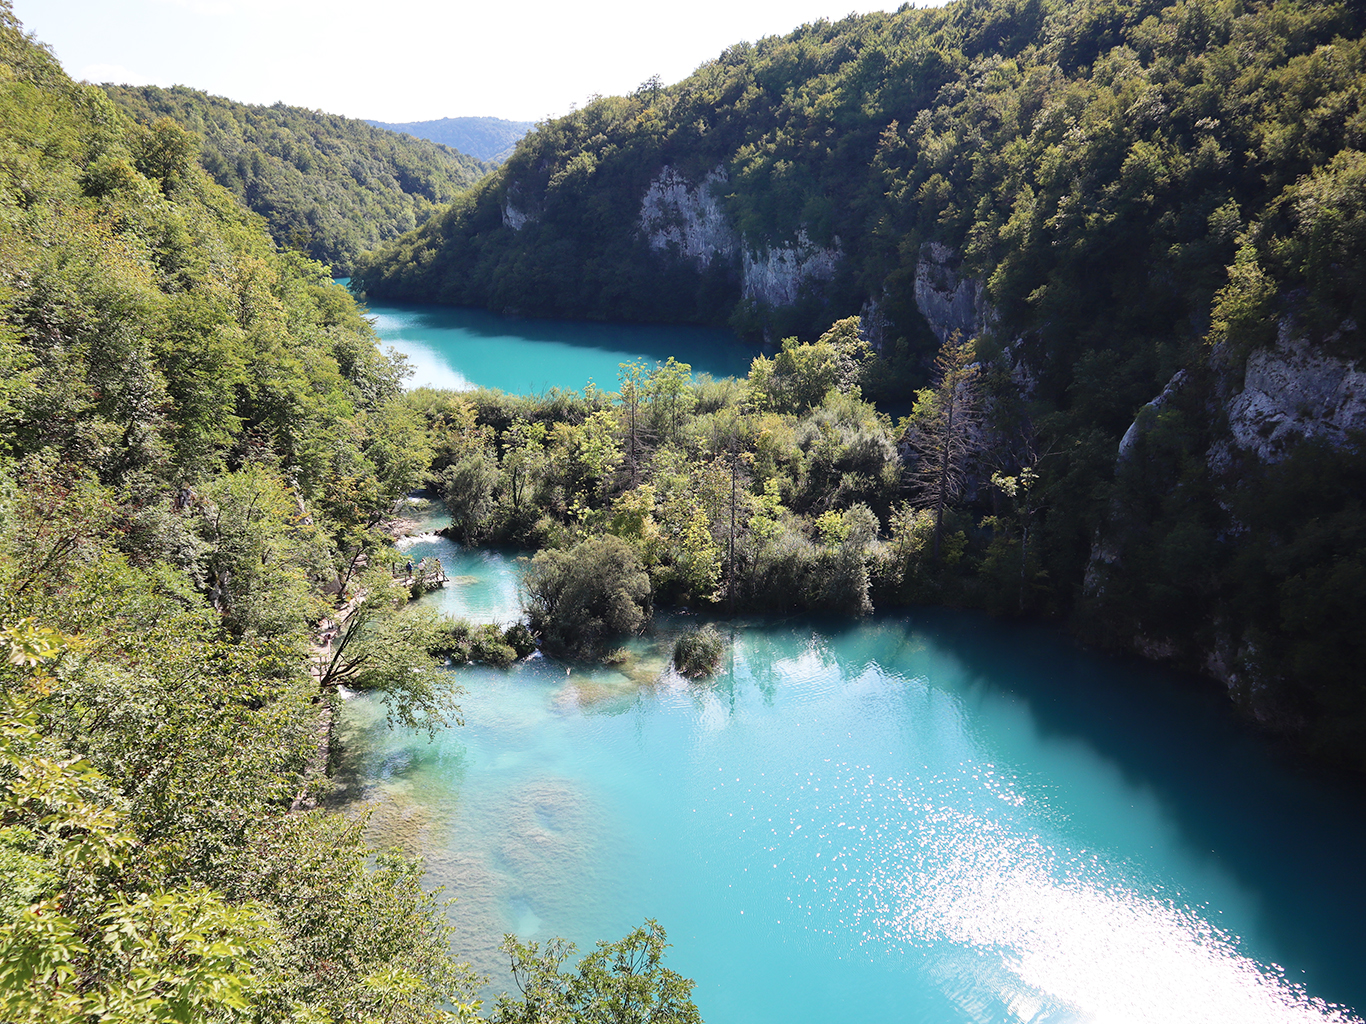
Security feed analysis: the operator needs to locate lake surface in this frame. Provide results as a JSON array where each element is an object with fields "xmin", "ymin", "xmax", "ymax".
[
  {"xmin": 336, "ymin": 534, "xmax": 1366, "ymax": 1024},
  {"xmin": 347, "ymin": 285, "xmax": 755, "ymax": 394}
]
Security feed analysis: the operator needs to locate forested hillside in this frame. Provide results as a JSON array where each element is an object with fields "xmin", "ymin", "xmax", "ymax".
[
  {"xmin": 355, "ymin": 0, "xmax": 1366, "ymax": 766},
  {"xmin": 366, "ymin": 115, "xmax": 536, "ymax": 163},
  {"xmin": 0, "ymin": 6, "xmax": 600, "ymax": 1018},
  {"xmin": 105, "ymin": 85, "xmax": 492, "ymax": 275}
]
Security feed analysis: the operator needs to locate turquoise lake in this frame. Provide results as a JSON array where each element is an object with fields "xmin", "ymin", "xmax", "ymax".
[
  {"xmin": 348, "ymin": 287, "xmax": 755, "ymax": 393},
  {"xmin": 335, "ymin": 534, "xmax": 1366, "ymax": 1024},
  {"xmin": 338, "ymin": 297, "xmax": 1366, "ymax": 1023}
]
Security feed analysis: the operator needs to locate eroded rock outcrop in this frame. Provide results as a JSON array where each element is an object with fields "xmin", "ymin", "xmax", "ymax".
[
  {"xmin": 637, "ymin": 166, "xmax": 840, "ymax": 310},
  {"xmin": 1118, "ymin": 370, "xmax": 1189, "ymax": 464},
  {"xmin": 639, "ymin": 165, "xmax": 737, "ymax": 268},
  {"xmin": 1211, "ymin": 322, "xmax": 1366, "ymax": 470},
  {"xmin": 914, "ymin": 242, "xmax": 994, "ymax": 344},
  {"xmin": 502, "ymin": 183, "xmax": 535, "ymax": 231},
  {"xmin": 741, "ymin": 229, "xmax": 840, "ymax": 308},
  {"xmin": 1084, "ymin": 370, "xmax": 1189, "ymax": 609},
  {"xmin": 1087, "ymin": 320, "xmax": 1366, "ymax": 726}
]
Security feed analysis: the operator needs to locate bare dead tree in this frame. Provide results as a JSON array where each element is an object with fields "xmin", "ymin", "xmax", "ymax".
[{"xmin": 903, "ymin": 333, "xmax": 984, "ymax": 561}]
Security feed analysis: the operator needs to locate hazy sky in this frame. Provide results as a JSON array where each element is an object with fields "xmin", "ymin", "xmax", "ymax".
[{"xmin": 15, "ymin": 0, "xmax": 947, "ymax": 124}]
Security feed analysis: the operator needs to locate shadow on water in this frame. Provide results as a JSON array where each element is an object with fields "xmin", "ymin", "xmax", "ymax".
[
  {"xmin": 887, "ymin": 606, "xmax": 1366, "ymax": 1011},
  {"xmin": 322, "ymin": 524, "xmax": 1366, "ymax": 1018}
]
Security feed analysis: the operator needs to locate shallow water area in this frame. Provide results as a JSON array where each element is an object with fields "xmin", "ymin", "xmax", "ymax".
[
  {"xmin": 396, "ymin": 532, "xmax": 525, "ymax": 625},
  {"xmin": 336, "ymin": 544, "xmax": 1366, "ymax": 1024}
]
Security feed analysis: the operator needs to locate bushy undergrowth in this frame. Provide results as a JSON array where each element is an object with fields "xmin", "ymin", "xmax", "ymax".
[
  {"xmin": 430, "ymin": 619, "xmax": 534, "ymax": 667},
  {"xmin": 417, "ymin": 324, "xmax": 985, "ymax": 638},
  {"xmin": 673, "ymin": 625, "xmax": 724, "ymax": 678}
]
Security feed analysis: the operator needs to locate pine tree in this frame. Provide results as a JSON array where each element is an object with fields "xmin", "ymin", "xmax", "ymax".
[{"xmin": 903, "ymin": 334, "xmax": 983, "ymax": 561}]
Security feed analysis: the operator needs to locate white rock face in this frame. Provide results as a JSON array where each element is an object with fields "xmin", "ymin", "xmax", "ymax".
[
  {"xmin": 914, "ymin": 242, "xmax": 994, "ymax": 343},
  {"xmin": 859, "ymin": 297, "xmax": 889, "ymax": 351},
  {"xmin": 639, "ymin": 165, "xmax": 737, "ymax": 268},
  {"xmin": 741, "ymin": 229, "xmax": 841, "ymax": 308},
  {"xmin": 1215, "ymin": 322, "xmax": 1366, "ymax": 467},
  {"xmin": 1118, "ymin": 370, "xmax": 1188, "ymax": 463},
  {"xmin": 502, "ymin": 199, "xmax": 531, "ymax": 231},
  {"xmin": 637, "ymin": 166, "xmax": 841, "ymax": 308}
]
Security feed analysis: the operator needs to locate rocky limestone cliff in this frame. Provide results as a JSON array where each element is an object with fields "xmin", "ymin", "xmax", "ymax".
[
  {"xmin": 910, "ymin": 242, "xmax": 1041, "ymax": 396},
  {"xmin": 914, "ymin": 242, "xmax": 994, "ymax": 343},
  {"xmin": 1210, "ymin": 321, "xmax": 1366, "ymax": 471},
  {"xmin": 740, "ymin": 230, "xmax": 840, "ymax": 308},
  {"xmin": 639, "ymin": 165, "xmax": 737, "ymax": 268},
  {"xmin": 502, "ymin": 183, "xmax": 535, "ymax": 231},
  {"xmin": 502, "ymin": 201, "xmax": 532, "ymax": 230},
  {"xmin": 1084, "ymin": 369, "xmax": 1190, "ymax": 609},
  {"xmin": 1118, "ymin": 370, "xmax": 1189, "ymax": 464},
  {"xmin": 1086, "ymin": 321, "xmax": 1366, "ymax": 723},
  {"xmin": 636, "ymin": 166, "xmax": 840, "ymax": 310}
]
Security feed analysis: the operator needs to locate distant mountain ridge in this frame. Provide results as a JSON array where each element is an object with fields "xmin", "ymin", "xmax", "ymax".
[
  {"xmin": 105, "ymin": 85, "xmax": 493, "ymax": 275},
  {"xmin": 365, "ymin": 115, "xmax": 535, "ymax": 163}
]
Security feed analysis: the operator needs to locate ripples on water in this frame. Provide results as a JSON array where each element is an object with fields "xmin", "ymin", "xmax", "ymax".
[
  {"xmin": 336, "ymin": 541, "xmax": 1366, "ymax": 1024},
  {"xmin": 765, "ymin": 763, "xmax": 1356, "ymax": 1024}
]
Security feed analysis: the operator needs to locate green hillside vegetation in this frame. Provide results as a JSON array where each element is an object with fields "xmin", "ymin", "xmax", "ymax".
[
  {"xmin": 409, "ymin": 326, "xmax": 901, "ymax": 658},
  {"xmin": 0, "ymin": 6, "xmax": 697, "ymax": 1020},
  {"xmin": 105, "ymin": 84, "xmax": 493, "ymax": 275},
  {"xmin": 366, "ymin": 115, "xmax": 536, "ymax": 163},
  {"xmin": 355, "ymin": 0, "xmax": 1366, "ymax": 347},
  {"xmin": 405, "ymin": 326, "xmax": 976, "ymax": 659},
  {"xmin": 357, "ymin": 0, "xmax": 1366, "ymax": 766}
]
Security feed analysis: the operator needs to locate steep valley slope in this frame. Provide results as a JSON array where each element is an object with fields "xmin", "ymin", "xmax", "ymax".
[{"xmin": 354, "ymin": 0, "xmax": 1366, "ymax": 765}]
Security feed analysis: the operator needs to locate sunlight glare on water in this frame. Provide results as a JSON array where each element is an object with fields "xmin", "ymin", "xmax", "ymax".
[
  {"xmin": 336, "ymin": 541, "xmax": 1366, "ymax": 1024},
  {"xmin": 353, "ymin": 291, "xmax": 754, "ymax": 394}
]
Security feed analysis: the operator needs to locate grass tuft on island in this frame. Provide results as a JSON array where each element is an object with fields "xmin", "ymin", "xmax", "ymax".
[{"xmin": 673, "ymin": 626, "xmax": 724, "ymax": 679}]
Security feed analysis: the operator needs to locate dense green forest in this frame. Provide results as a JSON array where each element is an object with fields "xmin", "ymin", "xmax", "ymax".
[
  {"xmin": 0, "ymin": 6, "xmax": 698, "ymax": 1020},
  {"xmin": 356, "ymin": 0, "xmax": 1366, "ymax": 766},
  {"xmin": 402, "ymin": 323, "xmax": 944, "ymax": 657},
  {"xmin": 365, "ymin": 116, "xmax": 536, "ymax": 164},
  {"xmin": 5, "ymin": 0, "xmax": 1366, "ymax": 1009},
  {"xmin": 105, "ymin": 85, "xmax": 492, "ymax": 275}
]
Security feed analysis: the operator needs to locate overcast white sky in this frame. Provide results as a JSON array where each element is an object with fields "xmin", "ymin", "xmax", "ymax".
[{"xmin": 13, "ymin": 0, "xmax": 948, "ymax": 124}]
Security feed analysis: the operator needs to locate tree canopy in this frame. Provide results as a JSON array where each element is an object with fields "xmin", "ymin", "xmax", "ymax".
[
  {"xmin": 0, "ymin": 6, "xmax": 477, "ymax": 1018},
  {"xmin": 356, "ymin": 0, "xmax": 1366, "ymax": 767},
  {"xmin": 106, "ymin": 84, "xmax": 492, "ymax": 275}
]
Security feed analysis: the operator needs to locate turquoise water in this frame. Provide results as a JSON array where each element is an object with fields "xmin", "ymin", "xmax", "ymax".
[
  {"xmin": 337, "ymin": 537, "xmax": 1366, "ymax": 1024},
  {"xmin": 347, "ymin": 285, "xmax": 755, "ymax": 394}
]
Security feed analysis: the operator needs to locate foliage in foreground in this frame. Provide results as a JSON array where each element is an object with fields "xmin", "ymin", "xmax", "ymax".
[
  {"xmin": 0, "ymin": 7, "xmax": 484, "ymax": 1019},
  {"xmin": 489, "ymin": 921, "xmax": 701, "ymax": 1024},
  {"xmin": 0, "ymin": 15, "xmax": 707, "ymax": 1021}
]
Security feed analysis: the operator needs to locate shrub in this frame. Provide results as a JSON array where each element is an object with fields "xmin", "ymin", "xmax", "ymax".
[
  {"xmin": 503, "ymin": 622, "xmax": 538, "ymax": 658},
  {"xmin": 673, "ymin": 625, "xmax": 723, "ymax": 678},
  {"xmin": 523, "ymin": 535, "xmax": 652, "ymax": 660},
  {"xmin": 429, "ymin": 619, "xmax": 474, "ymax": 662},
  {"xmin": 470, "ymin": 623, "xmax": 517, "ymax": 667}
]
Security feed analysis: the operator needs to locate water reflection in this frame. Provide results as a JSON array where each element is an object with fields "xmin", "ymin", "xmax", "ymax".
[{"xmin": 334, "ymin": 545, "xmax": 1366, "ymax": 1024}]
